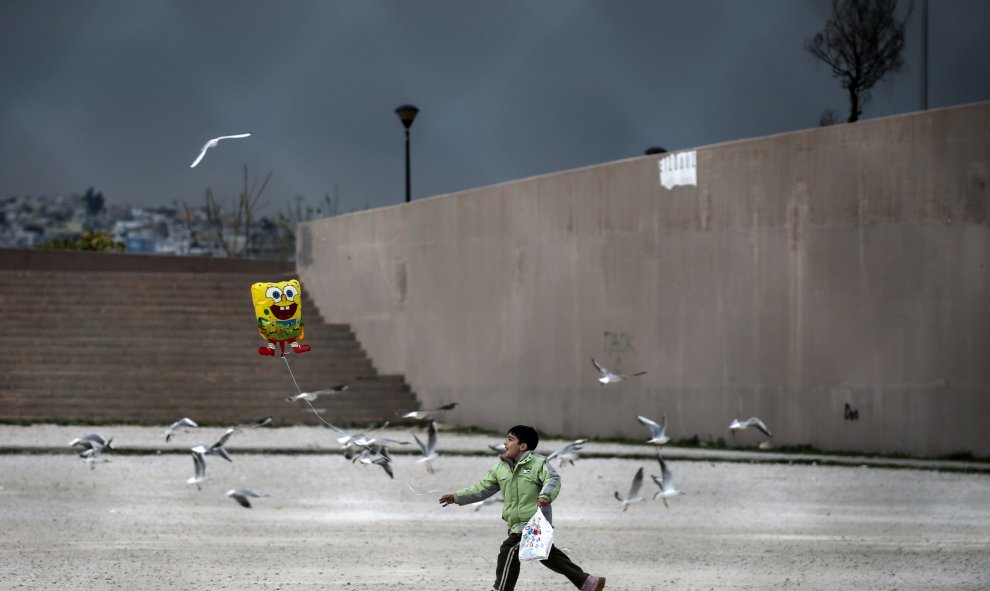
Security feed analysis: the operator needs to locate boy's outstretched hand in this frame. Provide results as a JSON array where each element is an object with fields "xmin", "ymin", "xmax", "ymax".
[{"xmin": 438, "ymin": 493, "xmax": 455, "ymax": 507}]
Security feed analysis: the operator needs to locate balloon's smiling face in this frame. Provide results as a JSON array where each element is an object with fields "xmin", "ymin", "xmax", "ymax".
[{"xmin": 252, "ymin": 279, "xmax": 302, "ymax": 322}]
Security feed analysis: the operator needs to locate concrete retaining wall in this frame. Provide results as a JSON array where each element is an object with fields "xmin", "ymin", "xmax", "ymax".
[{"xmin": 298, "ymin": 102, "xmax": 990, "ymax": 458}]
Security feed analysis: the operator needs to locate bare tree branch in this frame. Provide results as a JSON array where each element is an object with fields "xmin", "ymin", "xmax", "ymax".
[
  {"xmin": 805, "ymin": 0, "xmax": 912, "ymax": 123},
  {"xmin": 200, "ymin": 166, "xmax": 272, "ymax": 257}
]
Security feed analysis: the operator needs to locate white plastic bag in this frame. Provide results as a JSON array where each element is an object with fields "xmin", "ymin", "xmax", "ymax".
[{"xmin": 518, "ymin": 508, "xmax": 554, "ymax": 561}]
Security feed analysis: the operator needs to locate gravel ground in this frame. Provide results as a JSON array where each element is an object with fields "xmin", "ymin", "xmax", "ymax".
[{"xmin": 1, "ymin": 425, "xmax": 988, "ymax": 590}]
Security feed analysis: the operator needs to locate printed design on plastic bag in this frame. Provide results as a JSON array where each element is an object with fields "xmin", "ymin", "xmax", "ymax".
[{"xmin": 518, "ymin": 509, "xmax": 554, "ymax": 562}]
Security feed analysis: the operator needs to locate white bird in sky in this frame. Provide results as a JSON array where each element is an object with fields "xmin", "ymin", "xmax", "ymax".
[
  {"xmin": 164, "ymin": 418, "xmax": 198, "ymax": 443},
  {"xmin": 226, "ymin": 487, "xmax": 267, "ymax": 508},
  {"xmin": 650, "ymin": 452, "xmax": 684, "ymax": 508},
  {"xmin": 192, "ymin": 428, "xmax": 236, "ymax": 462},
  {"xmin": 637, "ymin": 415, "xmax": 670, "ymax": 445},
  {"xmin": 614, "ymin": 467, "xmax": 645, "ymax": 512},
  {"xmin": 591, "ymin": 358, "xmax": 646, "ymax": 385},
  {"xmin": 728, "ymin": 417, "xmax": 773, "ymax": 439},
  {"xmin": 187, "ymin": 451, "xmax": 207, "ymax": 490},
  {"xmin": 189, "ymin": 133, "xmax": 251, "ymax": 168},
  {"xmin": 547, "ymin": 439, "xmax": 587, "ymax": 466},
  {"xmin": 413, "ymin": 421, "xmax": 439, "ymax": 473}
]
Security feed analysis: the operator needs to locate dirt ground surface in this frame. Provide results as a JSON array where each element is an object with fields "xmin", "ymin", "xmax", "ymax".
[{"xmin": 1, "ymin": 424, "xmax": 988, "ymax": 591}]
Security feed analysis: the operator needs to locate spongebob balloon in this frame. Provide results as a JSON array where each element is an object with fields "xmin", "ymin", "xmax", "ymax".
[{"xmin": 252, "ymin": 279, "xmax": 311, "ymax": 356}]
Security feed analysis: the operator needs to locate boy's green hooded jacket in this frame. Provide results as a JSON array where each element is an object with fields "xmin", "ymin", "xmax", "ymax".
[{"xmin": 453, "ymin": 451, "xmax": 560, "ymax": 533}]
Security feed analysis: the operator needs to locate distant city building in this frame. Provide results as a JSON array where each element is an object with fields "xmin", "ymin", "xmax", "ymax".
[{"xmin": 0, "ymin": 193, "xmax": 292, "ymax": 259}]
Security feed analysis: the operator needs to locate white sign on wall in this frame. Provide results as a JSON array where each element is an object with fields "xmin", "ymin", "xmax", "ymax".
[{"xmin": 658, "ymin": 150, "xmax": 697, "ymax": 190}]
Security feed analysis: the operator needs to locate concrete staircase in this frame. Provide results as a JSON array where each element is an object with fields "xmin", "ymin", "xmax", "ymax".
[{"xmin": 0, "ymin": 266, "xmax": 420, "ymax": 426}]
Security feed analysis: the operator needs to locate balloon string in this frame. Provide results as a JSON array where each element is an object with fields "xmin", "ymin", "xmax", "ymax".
[
  {"xmin": 280, "ymin": 352, "xmax": 390, "ymax": 463},
  {"xmin": 281, "ymin": 351, "xmax": 304, "ymax": 394}
]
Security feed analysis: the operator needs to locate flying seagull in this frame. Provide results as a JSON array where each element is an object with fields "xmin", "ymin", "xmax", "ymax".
[
  {"xmin": 413, "ymin": 421, "xmax": 439, "ymax": 473},
  {"xmin": 336, "ymin": 421, "xmax": 390, "ymax": 449},
  {"xmin": 341, "ymin": 422, "xmax": 410, "ymax": 449},
  {"xmin": 80, "ymin": 447, "xmax": 110, "ymax": 470},
  {"xmin": 546, "ymin": 439, "xmax": 587, "ymax": 467},
  {"xmin": 236, "ymin": 417, "xmax": 272, "ymax": 430},
  {"xmin": 650, "ymin": 452, "xmax": 684, "ymax": 508},
  {"xmin": 226, "ymin": 487, "xmax": 267, "ymax": 508},
  {"xmin": 728, "ymin": 417, "xmax": 772, "ymax": 439},
  {"xmin": 164, "ymin": 418, "xmax": 198, "ymax": 443},
  {"xmin": 286, "ymin": 392, "xmax": 319, "ymax": 402},
  {"xmin": 614, "ymin": 467, "xmax": 645, "ymax": 512},
  {"xmin": 192, "ymin": 428, "xmax": 236, "ymax": 462},
  {"xmin": 636, "ymin": 415, "xmax": 670, "ymax": 445},
  {"xmin": 187, "ymin": 451, "xmax": 207, "ymax": 490},
  {"xmin": 399, "ymin": 402, "xmax": 458, "ymax": 421},
  {"xmin": 189, "ymin": 133, "xmax": 251, "ymax": 168},
  {"xmin": 69, "ymin": 433, "xmax": 113, "ymax": 455},
  {"xmin": 353, "ymin": 444, "xmax": 394, "ymax": 479},
  {"xmin": 286, "ymin": 384, "xmax": 349, "ymax": 402},
  {"xmin": 591, "ymin": 358, "xmax": 646, "ymax": 385},
  {"xmin": 330, "ymin": 423, "xmax": 391, "ymax": 463},
  {"xmin": 359, "ymin": 434, "xmax": 411, "ymax": 448}
]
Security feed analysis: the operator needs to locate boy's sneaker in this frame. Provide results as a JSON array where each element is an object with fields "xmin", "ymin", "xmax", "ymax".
[{"xmin": 581, "ymin": 575, "xmax": 606, "ymax": 591}]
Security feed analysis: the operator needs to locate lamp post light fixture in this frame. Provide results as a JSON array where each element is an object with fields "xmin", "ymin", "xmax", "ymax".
[{"xmin": 395, "ymin": 104, "xmax": 420, "ymax": 203}]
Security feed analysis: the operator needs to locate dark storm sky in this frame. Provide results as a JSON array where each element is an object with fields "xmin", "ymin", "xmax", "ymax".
[{"xmin": 1, "ymin": 0, "xmax": 987, "ymax": 216}]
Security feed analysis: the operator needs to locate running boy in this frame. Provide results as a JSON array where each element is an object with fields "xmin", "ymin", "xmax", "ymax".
[{"xmin": 439, "ymin": 425, "xmax": 606, "ymax": 591}]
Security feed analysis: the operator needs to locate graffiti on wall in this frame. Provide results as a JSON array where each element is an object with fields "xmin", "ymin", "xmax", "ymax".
[
  {"xmin": 603, "ymin": 330, "xmax": 636, "ymax": 356},
  {"xmin": 602, "ymin": 331, "xmax": 636, "ymax": 372}
]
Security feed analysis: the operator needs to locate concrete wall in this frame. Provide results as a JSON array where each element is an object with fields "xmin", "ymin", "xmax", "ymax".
[{"xmin": 298, "ymin": 102, "xmax": 990, "ymax": 458}]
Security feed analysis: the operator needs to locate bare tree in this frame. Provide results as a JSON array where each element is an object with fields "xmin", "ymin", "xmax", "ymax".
[
  {"xmin": 186, "ymin": 165, "xmax": 272, "ymax": 257},
  {"xmin": 805, "ymin": 0, "xmax": 913, "ymax": 123},
  {"xmin": 272, "ymin": 186, "xmax": 342, "ymax": 259}
]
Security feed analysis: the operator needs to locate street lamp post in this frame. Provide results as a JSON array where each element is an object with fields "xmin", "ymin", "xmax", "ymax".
[{"xmin": 395, "ymin": 104, "xmax": 420, "ymax": 203}]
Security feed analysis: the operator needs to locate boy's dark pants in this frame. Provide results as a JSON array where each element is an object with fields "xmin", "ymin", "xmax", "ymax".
[{"xmin": 494, "ymin": 532, "xmax": 589, "ymax": 590}]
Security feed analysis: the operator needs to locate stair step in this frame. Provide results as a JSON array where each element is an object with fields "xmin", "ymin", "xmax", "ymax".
[
  {"xmin": 2, "ymin": 348, "xmax": 370, "ymax": 363},
  {"xmin": 0, "ymin": 266, "xmax": 420, "ymax": 424}
]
